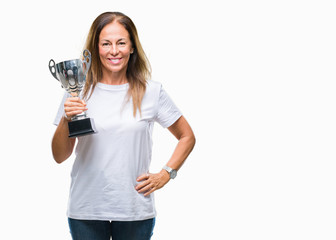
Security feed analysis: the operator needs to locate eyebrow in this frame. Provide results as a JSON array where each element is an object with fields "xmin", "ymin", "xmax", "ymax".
[{"xmin": 101, "ymin": 38, "xmax": 127, "ymax": 42}]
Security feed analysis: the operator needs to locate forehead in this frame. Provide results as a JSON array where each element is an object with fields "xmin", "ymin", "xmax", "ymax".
[{"xmin": 99, "ymin": 21, "xmax": 130, "ymax": 40}]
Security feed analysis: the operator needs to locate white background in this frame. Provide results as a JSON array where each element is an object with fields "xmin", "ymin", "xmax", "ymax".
[{"xmin": 0, "ymin": 0, "xmax": 335, "ymax": 239}]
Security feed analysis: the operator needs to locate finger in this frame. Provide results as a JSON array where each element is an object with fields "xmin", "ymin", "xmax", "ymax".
[
  {"xmin": 135, "ymin": 179, "xmax": 150, "ymax": 191},
  {"xmin": 136, "ymin": 173, "xmax": 150, "ymax": 182},
  {"xmin": 66, "ymin": 110, "xmax": 86, "ymax": 116},
  {"xmin": 65, "ymin": 97, "xmax": 86, "ymax": 106},
  {"xmin": 137, "ymin": 183, "xmax": 153, "ymax": 193},
  {"xmin": 64, "ymin": 99, "xmax": 87, "ymax": 109},
  {"xmin": 66, "ymin": 97, "xmax": 81, "ymax": 102},
  {"xmin": 144, "ymin": 188, "xmax": 156, "ymax": 197},
  {"xmin": 64, "ymin": 106, "xmax": 88, "ymax": 113},
  {"xmin": 64, "ymin": 107, "xmax": 88, "ymax": 119},
  {"xmin": 64, "ymin": 101, "xmax": 86, "ymax": 108},
  {"xmin": 64, "ymin": 106, "xmax": 88, "ymax": 114}
]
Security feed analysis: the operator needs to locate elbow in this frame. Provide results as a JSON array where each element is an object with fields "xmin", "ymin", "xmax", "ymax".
[
  {"xmin": 190, "ymin": 133, "xmax": 196, "ymax": 151},
  {"xmin": 52, "ymin": 152, "xmax": 67, "ymax": 164},
  {"xmin": 184, "ymin": 132, "xmax": 196, "ymax": 152},
  {"xmin": 180, "ymin": 130, "xmax": 196, "ymax": 152},
  {"xmin": 51, "ymin": 135, "xmax": 75, "ymax": 164},
  {"xmin": 54, "ymin": 158, "xmax": 65, "ymax": 164},
  {"xmin": 52, "ymin": 145, "xmax": 72, "ymax": 164}
]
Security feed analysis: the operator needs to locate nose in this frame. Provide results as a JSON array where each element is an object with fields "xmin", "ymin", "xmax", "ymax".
[{"xmin": 110, "ymin": 44, "xmax": 119, "ymax": 56}]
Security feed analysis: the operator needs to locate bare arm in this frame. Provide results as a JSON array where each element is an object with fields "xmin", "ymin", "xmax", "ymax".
[
  {"xmin": 51, "ymin": 97, "xmax": 87, "ymax": 164},
  {"xmin": 136, "ymin": 116, "xmax": 196, "ymax": 196},
  {"xmin": 165, "ymin": 115, "xmax": 196, "ymax": 171},
  {"xmin": 51, "ymin": 116, "xmax": 76, "ymax": 164}
]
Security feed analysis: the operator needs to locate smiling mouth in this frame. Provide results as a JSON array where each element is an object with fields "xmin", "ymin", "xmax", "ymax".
[{"xmin": 108, "ymin": 58, "xmax": 121, "ymax": 64}]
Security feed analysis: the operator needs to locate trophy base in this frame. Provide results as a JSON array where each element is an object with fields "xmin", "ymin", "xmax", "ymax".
[{"xmin": 68, "ymin": 118, "xmax": 96, "ymax": 138}]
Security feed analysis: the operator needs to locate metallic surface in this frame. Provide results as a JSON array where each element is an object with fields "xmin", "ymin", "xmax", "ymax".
[{"xmin": 49, "ymin": 49, "xmax": 91, "ymax": 97}]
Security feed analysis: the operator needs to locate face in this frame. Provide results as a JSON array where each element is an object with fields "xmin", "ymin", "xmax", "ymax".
[{"xmin": 98, "ymin": 21, "xmax": 134, "ymax": 76}]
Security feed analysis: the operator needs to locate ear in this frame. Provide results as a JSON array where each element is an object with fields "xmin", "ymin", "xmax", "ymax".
[{"xmin": 130, "ymin": 48, "xmax": 134, "ymax": 54}]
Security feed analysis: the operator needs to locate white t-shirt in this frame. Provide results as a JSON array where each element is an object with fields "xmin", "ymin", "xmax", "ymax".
[{"xmin": 53, "ymin": 80, "xmax": 182, "ymax": 221}]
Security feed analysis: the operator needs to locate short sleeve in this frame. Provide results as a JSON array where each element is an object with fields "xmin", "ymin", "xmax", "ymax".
[
  {"xmin": 155, "ymin": 85, "xmax": 182, "ymax": 128},
  {"xmin": 53, "ymin": 92, "xmax": 70, "ymax": 126}
]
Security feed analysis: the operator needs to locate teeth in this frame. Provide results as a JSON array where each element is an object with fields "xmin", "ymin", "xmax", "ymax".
[{"xmin": 110, "ymin": 59, "xmax": 120, "ymax": 63}]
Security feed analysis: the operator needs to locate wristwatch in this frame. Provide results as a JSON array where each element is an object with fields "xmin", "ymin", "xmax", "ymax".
[{"xmin": 162, "ymin": 165, "xmax": 177, "ymax": 179}]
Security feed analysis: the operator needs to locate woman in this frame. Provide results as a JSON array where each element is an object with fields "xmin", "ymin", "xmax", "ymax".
[{"xmin": 52, "ymin": 12, "xmax": 195, "ymax": 240}]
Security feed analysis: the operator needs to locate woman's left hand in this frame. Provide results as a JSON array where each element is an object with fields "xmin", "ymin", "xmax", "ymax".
[{"xmin": 135, "ymin": 170, "xmax": 170, "ymax": 197}]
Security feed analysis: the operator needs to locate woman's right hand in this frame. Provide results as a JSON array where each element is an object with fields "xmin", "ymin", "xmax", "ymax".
[{"xmin": 64, "ymin": 97, "xmax": 88, "ymax": 121}]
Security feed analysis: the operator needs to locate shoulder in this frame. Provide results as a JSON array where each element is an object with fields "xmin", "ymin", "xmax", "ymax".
[
  {"xmin": 144, "ymin": 80, "xmax": 163, "ymax": 98},
  {"xmin": 146, "ymin": 80, "xmax": 162, "ymax": 91}
]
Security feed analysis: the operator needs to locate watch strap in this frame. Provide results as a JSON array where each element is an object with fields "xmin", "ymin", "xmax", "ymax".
[{"xmin": 162, "ymin": 165, "xmax": 177, "ymax": 179}]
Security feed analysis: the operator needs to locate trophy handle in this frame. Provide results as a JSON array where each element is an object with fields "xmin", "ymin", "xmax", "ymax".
[
  {"xmin": 49, "ymin": 59, "xmax": 59, "ymax": 81},
  {"xmin": 82, "ymin": 49, "xmax": 91, "ymax": 75}
]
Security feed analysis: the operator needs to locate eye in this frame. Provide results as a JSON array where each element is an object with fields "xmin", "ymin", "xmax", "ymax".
[
  {"xmin": 102, "ymin": 42, "xmax": 110, "ymax": 47},
  {"xmin": 118, "ymin": 42, "xmax": 126, "ymax": 45}
]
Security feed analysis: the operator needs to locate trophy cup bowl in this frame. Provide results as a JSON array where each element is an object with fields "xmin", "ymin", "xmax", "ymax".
[{"xmin": 49, "ymin": 49, "xmax": 96, "ymax": 138}]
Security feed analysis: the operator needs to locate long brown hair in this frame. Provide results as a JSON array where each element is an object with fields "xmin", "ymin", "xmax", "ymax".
[{"xmin": 82, "ymin": 12, "xmax": 151, "ymax": 116}]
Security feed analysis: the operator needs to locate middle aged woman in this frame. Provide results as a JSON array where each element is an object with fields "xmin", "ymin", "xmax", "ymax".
[{"xmin": 52, "ymin": 11, "xmax": 195, "ymax": 240}]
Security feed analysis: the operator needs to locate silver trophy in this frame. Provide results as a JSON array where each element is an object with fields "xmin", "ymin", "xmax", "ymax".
[{"xmin": 49, "ymin": 49, "xmax": 96, "ymax": 138}]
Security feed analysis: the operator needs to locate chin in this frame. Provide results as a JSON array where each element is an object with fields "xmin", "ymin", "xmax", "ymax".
[{"xmin": 105, "ymin": 65, "xmax": 126, "ymax": 74}]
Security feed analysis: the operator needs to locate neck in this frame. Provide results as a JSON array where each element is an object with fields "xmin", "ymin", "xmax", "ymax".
[{"xmin": 100, "ymin": 70, "xmax": 128, "ymax": 85}]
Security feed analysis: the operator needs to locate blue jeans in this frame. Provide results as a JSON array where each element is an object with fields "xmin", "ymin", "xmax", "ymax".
[{"xmin": 68, "ymin": 218, "xmax": 155, "ymax": 240}]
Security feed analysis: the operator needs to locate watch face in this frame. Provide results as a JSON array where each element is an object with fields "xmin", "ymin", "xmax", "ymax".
[{"xmin": 170, "ymin": 170, "xmax": 177, "ymax": 179}]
